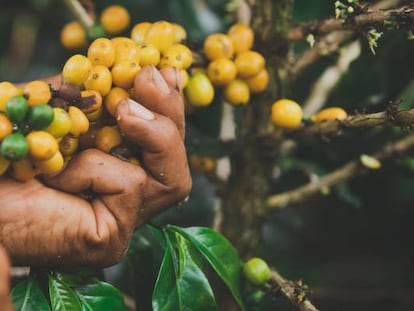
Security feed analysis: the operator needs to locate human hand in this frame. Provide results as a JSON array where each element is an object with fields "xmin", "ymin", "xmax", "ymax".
[
  {"xmin": 0, "ymin": 65, "xmax": 191, "ymax": 267},
  {"xmin": 0, "ymin": 246, "xmax": 13, "ymax": 311}
]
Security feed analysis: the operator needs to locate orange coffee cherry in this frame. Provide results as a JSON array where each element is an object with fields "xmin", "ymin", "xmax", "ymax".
[
  {"xmin": 100, "ymin": 5, "xmax": 130, "ymax": 35},
  {"xmin": 228, "ymin": 23, "xmax": 254, "ymax": 54},
  {"xmin": 271, "ymin": 99, "xmax": 303, "ymax": 129},
  {"xmin": 203, "ymin": 33, "xmax": 234, "ymax": 61}
]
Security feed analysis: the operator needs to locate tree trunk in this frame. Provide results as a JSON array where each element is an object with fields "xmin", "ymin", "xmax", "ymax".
[{"xmin": 219, "ymin": 0, "xmax": 294, "ymax": 260}]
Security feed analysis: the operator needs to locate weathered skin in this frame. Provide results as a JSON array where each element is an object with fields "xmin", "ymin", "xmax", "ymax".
[{"xmin": 0, "ymin": 65, "xmax": 192, "ymax": 267}]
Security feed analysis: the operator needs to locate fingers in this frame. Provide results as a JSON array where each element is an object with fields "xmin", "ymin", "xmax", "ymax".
[
  {"xmin": 116, "ymin": 99, "xmax": 192, "ymax": 213},
  {"xmin": 44, "ymin": 149, "xmax": 146, "ymax": 228},
  {"xmin": 0, "ymin": 246, "xmax": 13, "ymax": 311},
  {"xmin": 132, "ymin": 65, "xmax": 185, "ymax": 138}
]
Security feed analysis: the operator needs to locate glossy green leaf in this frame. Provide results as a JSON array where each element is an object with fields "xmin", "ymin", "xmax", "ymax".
[
  {"xmin": 75, "ymin": 281, "xmax": 127, "ymax": 311},
  {"xmin": 153, "ymin": 233, "xmax": 217, "ymax": 311},
  {"xmin": 152, "ymin": 240, "xmax": 179, "ymax": 311},
  {"xmin": 11, "ymin": 277, "xmax": 51, "ymax": 311},
  {"xmin": 169, "ymin": 226, "xmax": 246, "ymax": 310},
  {"xmin": 48, "ymin": 274, "xmax": 82, "ymax": 311}
]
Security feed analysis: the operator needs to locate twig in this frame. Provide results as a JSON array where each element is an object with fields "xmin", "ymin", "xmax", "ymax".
[
  {"xmin": 270, "ymin": 269, "xmax": 319, "ymax": 311},
  {"xmin": 289, "ymin": 0, "xmax": 402, "ymax": 78},
  {"xmin": 288, "ymin": 6, "xmax": 414, "ymax": 42},
  {"xmin": 290, "ymin": 106, "xmax": 414, "ymax": 138},
  {"xmin": 266, "ymin": 133, "xmax": 414, "ymax": 209},
  {"xmin": 302, "ymin": 40, "xmax": 361, "ymax": 117},
  {"xmin": 63, "ymin": 0, "xmax": 94, "ymax": 30}
]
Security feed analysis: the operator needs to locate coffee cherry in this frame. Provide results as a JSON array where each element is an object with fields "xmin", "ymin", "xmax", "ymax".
[
  {"xmin": 223, "ymin": 79, "xmax": 250, "ymax": 105},
  {"xmin": 245, "ymin": 69, "xmax": 269, "ymax": 93},
  {"xmin": 145, "ymin": 21, "xmax": 175, "ymax": 53},
  {"xmin": 87, "ymin": 38, "xmax": 115, "ymax": 68},
  {"xmin": 0, "ymin": 82, "xmax": 20, "ymax": 112},
  {"xmin": 203, "ymin": 33, "xmax": 234, "ymax": 60},
  {"xmin": 60, "ymin": 21, "xmax": 87, "ymax": 50},
  {"xmin": 207, "ymin": 58, "xmax": 237, "ymax": 86},
  {"xmin": 243, "ymin": 257, "xmax": 271, "ymax": 286},
  {"xmin": 131, "ymin": 22, "xmax": 151, "ymax": 44},
  {"xmin": 185, "ymin": 73, "xmax": 215, "ymax": 107},
  {"xmin": 235, "ymin": 51, "xmax": 265, "ymax": 78},
  {"xmin": 271, "ymin": 99, "xmax": 303, "ymax": 129},
  {"xmin": 84, "ymin": 65, "xmax": 112, "ymax": 96},
  {"xmin": 311, "ymin": 107, "xmax": 348, "ymax": 122},
  {"xmin": 63, "ymin": 54, "xmax": 92, "ymax": 86},
  {"xmin": 228, "ymin": 23, "xmax": 254, "ymax": 54},
  {"xmin": 137, "ymin": 43, "xmax": 161, "ymax": 66},
  {"xmin": 100, "ymin": 5, "xmax": 130, "ymax": 35}
]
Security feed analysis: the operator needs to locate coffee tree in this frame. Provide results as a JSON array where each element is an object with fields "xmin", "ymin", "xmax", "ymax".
[{"xmin": 2, "ymin": 0, "xmax": 414, "ymax": 310}]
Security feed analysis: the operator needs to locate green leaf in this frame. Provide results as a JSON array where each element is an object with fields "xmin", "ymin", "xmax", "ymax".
[
  {"xmin": 75, "ymin": 281, "xmax": 128, "ymax": 311},
  {"xmin": 11, "ymin": 277, "xmax": 51, "ymax": 311},
  {"xmin": 153, "ymin": 233, "xmax": 217, "ymax": 311},
  {"xmin": 48, "ymin": 274, "xmax": 82, "ymax": 311},
  {"xmin": 169, "ymin": 226, "xmax": 246, "ymax": 310},
  {"xmin": 152, "ymin": 240, "xmax": 180, "ymax": 311}
]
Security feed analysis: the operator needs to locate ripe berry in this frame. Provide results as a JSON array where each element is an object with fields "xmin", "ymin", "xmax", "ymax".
[
  {"xmin": 223, "ymin": 79, "xmax": 250, "ymax": 105},
  {"xmin": 137, "ymin": 43, "xmax": 161, "ymax": 66},
  {"xmin": 95, "ymin": 126, "xmax": 122, "ymax": 153},
  {"xmin": 100, "ymin": 5, "xmax": 130, "ymax": 35},
  {"xmin": 228, "ymin": 23, "xmax": 254, "ymax": 54},
  {"xmin": 60, "ymin": 21, "xmax": 87, "ymax": 50},
  {"xmin": 203, "ymin": 33, "xmax": 234, "ymax": 60},
  {"xmin": 26, "ymin": 131, "xmax": 59, "ymax": 160},
  {"xmin": 0, "ymin": 82, "xmax": 20, "ymax": 112},
  {"xmin": 84, "ymin": 65, "xmax": 112, "ymax": 96},
  {"xmin": 111, "ymin": 61, "xmax": 141, "ymax": 89},
  {"xmin": 311, "ymin": 107, "xmax": 348, "ymax": 122},
  {"xmin": 235, "ymin": 51, "xmax": 265, "ymax": 78},
  {"xmin": 207, "ymin": 58, "xmax": 237, "ymax": 86},
  {"xmin": 104, "ymin": 87, "xmax": 129, "ymax": 117},
  {"xmin": 144, "ymin": 21, "xmax": 175, "ymax": 53},
  {"xmin": 131, "ymin": 22, "xmax": 151, "ymax": 44},
  {"xmin": 23, "ymin": 80, "xmax": 52, "ymax": 107},
  {"xmin": 245, "ymin": 69, "xmax": 269, "ymax": 93},
  {"xmin": 87, "ymin": 38, "xmax": 115, "ymax": 68},
  {"xmin": 62, "ymin": 54, "xmax": 92, "ymax": 86},
  {"xmin": 271, "ymin": 99, "xmax": 303, "ymax": 129}
]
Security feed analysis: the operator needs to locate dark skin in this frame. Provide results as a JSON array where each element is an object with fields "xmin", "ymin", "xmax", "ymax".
[
  {"xmin": 0, "ymin": 246, "xmax": 13, "ymax": 311},
  {"xmin": 0, "ymin": 65, "xmax": 192, "ymax": 267}
]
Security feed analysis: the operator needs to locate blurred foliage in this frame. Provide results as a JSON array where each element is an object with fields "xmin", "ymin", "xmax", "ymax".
[{"xmin": 2, "ymin": 0, "xmax": 414, "ymax": 310}]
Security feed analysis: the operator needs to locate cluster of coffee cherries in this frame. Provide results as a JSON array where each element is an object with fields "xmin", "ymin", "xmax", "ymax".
[
  {"xmin": 185, "ymin": 23, "xmax": 269, "ymax": 108},
  {"xmin": 0, "ymin": 17, "xmax": 194, "ymax": 182}
]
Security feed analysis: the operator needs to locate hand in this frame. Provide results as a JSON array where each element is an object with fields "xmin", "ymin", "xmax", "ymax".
[
  {"xmin": 0, "ymin": 246, "xmax": 13, "ymax": 311},
  {"xmin": 0, "ymin": 65, "xmax": 191, "ymax": 267}
]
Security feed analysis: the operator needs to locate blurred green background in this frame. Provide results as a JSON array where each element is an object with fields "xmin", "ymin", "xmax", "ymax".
[{"xmin": 2, "ymin": 0, "xmax": 414, "ymax": 310}]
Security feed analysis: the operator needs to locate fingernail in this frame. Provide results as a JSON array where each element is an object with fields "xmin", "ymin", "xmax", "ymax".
[
  {"xmin": 151, "ymin": 66, "xmax": 170, "ymax": 95},
  {"xmin": 128, "ymin": 98, "xmax": 154, "ymax": 120}
]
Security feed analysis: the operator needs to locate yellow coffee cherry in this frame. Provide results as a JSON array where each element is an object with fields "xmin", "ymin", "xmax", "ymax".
[
  {"xmin": 311, "ymin": 107, "xmax": 348, "ymax": 122},
  {"xmin": 172, "ymin": 23, "xmax": 187, "ymax": 43},
  {"xmin": 159, "ymin": 43, "xmax": 193, "ymax": 70},
  {"xmin": 207, "ymin": 58, "xmax": 237, "ymax": 86},
  {"xmin": 0, "ymin": 154, "xmax": 10, "ymax": 176},
  {"xmin": 111, "ymin": 36, "xmax": 133, "ymax": 47},
  {"xmin": 111, "ymin": 61, "xmax": 141, "ymax": 89},
  {"xmin": 100, "ymin": 5, "xmax": 130, "ymax": 35},
  {"xmin": 144, "ymin": 21, "xmax": 175, "ymax": 53},
  {"xmin": 235, "ymin": 51, "xmax": 265, "ymax": 78},
  {"xmin": 180, "ymin": 70, "xmax": 189, "ymax": 88},
  {"xmin": 60, "ymin": 21, "xmax": 87, "ymax": 50},
  {"xmin": 26, "ymin": 131, "xmax": 59, "ymax": 160},
  {"xmin": 137, "ymin": 43, "xmax": 161, "ymax": 66},
  {"xmin": 223, "ymin": 79, "xmax": 250, "ymax": 105},
  {"xmin": 59, "ymin": 135, "xmax": 79, "ymax": 156},
  {"xmin": 10, "ymin": 158, "xmax": 38, "ymax": 181},
  {"xmin": 45, "ymin": 108, "xmax": 72, "ymax": 138},
  {"xmin": 228, "ymin": 23, "xmax": 254, "ymax": 54},
  {"xmin": 0, "ymin": 82, "xmax": 20, "ymax": 111},
  {"xmin": 203, "ymin": 33, "xmax": 234, "ymax": 61},
  {"xmin": 0, "ymin": 114, "xmax": 13, "ymax": 141},
  {"xmin": 80, "ymin": 89, "xmax": 103, "ymax": 114},
  {"xmin": 271, "ymin": 99, "xmax": 303, "ymax": 129},
  {"xmin": 104, "ymin": 87, "xmax": 129, "ymax": 117},
  {"xmin": 245, "ymin": 68, "xmax": 269, "ymax": 93},
  {"xmin": 113, "ymin": 39, "xmax": 140, "ymax": 64},
  {"xmin": 68, "ymin": 105, "xmax": 90, "ymax": 136},
  {"xmin": 84, "ymin": 65, "xmax": 112, "ymax": 96},
  {"xmin": 95, "ymin": 126, "xmax": 122, "ymax": 153},
  {"xmin": 131, "ymin": 22, "xmax": 152, "ymax": 44},
  {"xmin": 85, "ymin": 106, "xmax": 104, "ymax": 122},
  {"xmin": 23, "ymin": 80, "xmax": 52, "ymax": 107},
  {"xmin": 87, "ymin": 38, "xmax": 115, "ymax": 68},
  {"xmin": 62, "ymin": 54, "xmax": 92, "ymax": 86},
  {"xmin": 34, "ymin": 150, "xmax": 64, "ymax": 175},
  {"xmin": 185, "ymin": 73, "xmax": 215, "ymax": 107}
]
